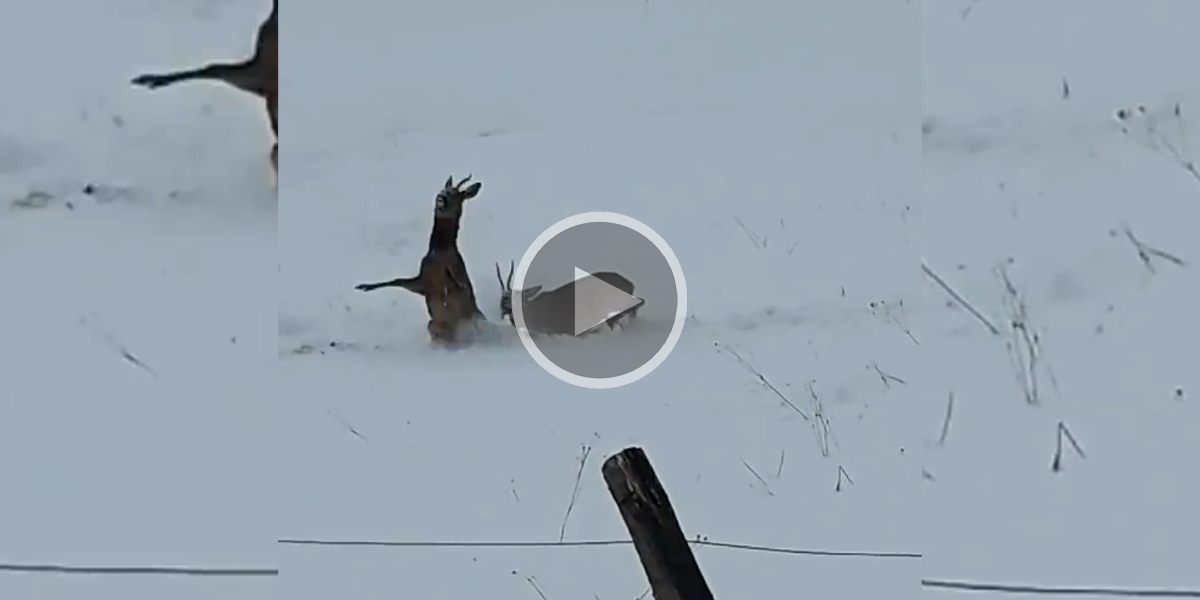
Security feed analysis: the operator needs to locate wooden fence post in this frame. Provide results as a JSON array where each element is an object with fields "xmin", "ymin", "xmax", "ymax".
[{"xmin": 602, "ymin": 446, "xmax": 715, "ymax": 600}]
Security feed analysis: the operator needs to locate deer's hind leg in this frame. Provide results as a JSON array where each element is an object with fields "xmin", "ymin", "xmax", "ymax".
[
  {"xmin": 269, "ymin": 142, "xmax": 278, "ymax": 189},
  {"xmin": 428, "ymin": 319, "xmax": 476, "ymax": 349},
  {"xmin": 266, "ymin": 94, "xmax": 277, "ymax": 188},
  {"xmin": 427, "ymin": 320, "xmax": 455, "ymax": 344},
  {"xmin": 605, "ymin": 306, "xmax": 639, "ymax": 331}
]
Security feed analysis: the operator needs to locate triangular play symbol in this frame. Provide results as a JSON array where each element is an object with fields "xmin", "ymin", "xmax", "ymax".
[{"xmin": 572, "ymin": 267, "xmax": 644, "ymax": 336}]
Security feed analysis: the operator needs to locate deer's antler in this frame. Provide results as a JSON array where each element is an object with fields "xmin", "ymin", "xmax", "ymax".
[
  {"xmin": 444, "ymin": 174, "xmax": 474, "ymax": 192},
  {"xmin": 495, "ymin": 262, "xmax": 508, "ymax": 291}
]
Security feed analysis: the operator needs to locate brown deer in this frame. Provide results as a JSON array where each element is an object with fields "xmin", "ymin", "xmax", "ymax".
[
  {"xmin": 495, "ymin": 260, "xmax": 640, "ymax": 337},
  {"xmin": 355, "ymin": 175, "xmax": 487, "ymax": 346},
  {"xmin": 131, "ymin": 0, "xmax": 277, "ymax": 185}
]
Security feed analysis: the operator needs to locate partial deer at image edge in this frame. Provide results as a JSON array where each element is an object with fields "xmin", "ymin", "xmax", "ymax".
[{"xmin": 130, "ymin": 0, "xmax": 278, "ymax": 187}]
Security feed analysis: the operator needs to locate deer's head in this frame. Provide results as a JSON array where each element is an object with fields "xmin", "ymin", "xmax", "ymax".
[
  {"xmin": 434, "ymin": 174, "xmax": 482, "ymax": 219},
  {"xmin": 496, "ymin": 260, "xmax": 542, "ymax": 324}
]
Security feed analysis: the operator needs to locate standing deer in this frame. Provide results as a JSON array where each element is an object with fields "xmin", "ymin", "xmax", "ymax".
[
  {"xmin": 131, "ymin": 0, "xmax": 278, "ymax": 185},
  {"xmin": 355, "ymin": 175, "xmax": 486, "ymax": 346},
  {"xmin": 495, "ymin": 260, "xmax": 640, "ymax": 337}
]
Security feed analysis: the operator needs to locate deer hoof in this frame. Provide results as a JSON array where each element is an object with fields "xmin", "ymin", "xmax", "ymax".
[{"xmin": 131, "ymin": 74, "xmax": 165, "ymax": 88}]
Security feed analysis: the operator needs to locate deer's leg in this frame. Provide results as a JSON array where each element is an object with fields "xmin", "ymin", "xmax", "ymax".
[
  {"xmin": 263, "ymin": 91, "xmax": 278, "ymax": 187},
  {"xmin": 266, "ymin": 93, "xmax": 278, "ymax": 136},
  {"xmin": 269, "ymin": 142, "xmax": 278, "ymax": 188},
  {"xmin": 355, "ymin": 276, "xmax": 425, "ymax": 294},
  {"xmin": 604, "ymin": 307, "xmax": 633, "ymax": 330},
  {"xmin": 427, "ymin": 320, "xmax": 458, "ymax": 345},
  {"xmin": 132, "ymin": 59, "xmax": 264, "ymax": 96}
]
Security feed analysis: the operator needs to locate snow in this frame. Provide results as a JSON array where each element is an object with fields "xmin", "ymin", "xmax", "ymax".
[
  {"xmin": 0, "ymin": 1, "xmax": 275, "ymax": 599},
  {"xmin": 24, "ymin": 0, "xmax": 1199, "ymax": 597},
  {"xmin": 281, "ymin": 0, "xmax": 919, "ymax": 598},
  {"xmin": 921, "ymin": 0, "xmax": 1200, "ymax": 595}
]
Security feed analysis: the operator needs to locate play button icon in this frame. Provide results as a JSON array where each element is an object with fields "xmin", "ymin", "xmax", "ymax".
[
  {"xmin": 511, "ymin": 212, "xmax": 687, "ymax": 389},
  {"xmin": 571, "ymin": 267, "xmax": 645, "ymax": 336}
]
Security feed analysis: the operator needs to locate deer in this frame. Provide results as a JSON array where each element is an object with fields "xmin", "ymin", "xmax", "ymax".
[
  {"xmin": 354, "ymin": 175, "xmax": 487, "ymax": 346},
  {"xmin": 495, "ymin": 260, "xmax": 640, "ymax": 337},
  {"xmin": 130, "ymin": 0, "xmax": 278, "ymax": 186}
]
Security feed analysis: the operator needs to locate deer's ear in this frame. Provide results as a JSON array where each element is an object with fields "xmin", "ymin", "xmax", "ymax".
[
  {"xmin": 460, "ymin": 182, "xmax": 482, "ymax": 199},
  {"xmin": 444, "ymin": 175, "xmax": 454, "ymax": 189}
]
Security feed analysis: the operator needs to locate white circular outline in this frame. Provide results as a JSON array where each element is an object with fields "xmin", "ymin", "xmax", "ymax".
[{"xmin": 512, "ymin": 212, "xmax": 687, "ymax": 390}]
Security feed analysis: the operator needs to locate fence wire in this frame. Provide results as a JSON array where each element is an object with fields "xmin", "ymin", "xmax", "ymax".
[
  {"xmin": 8, "ymin": 538, "xmax": 1198, "ymax": 598},
  {"xmin": 923, "ymin": 578, "xmax": 1200, "ymax": 597},
  {"xmin": 0, "ymin": 563, "xmax": 276, "ymax": 576},
  {"xmin": 279, "ymin": 536, "xmax": 1200, "ymax": 597},
  {"xmin": 276, "ymin": 536, "xmax": 921, "ymax": 559}
]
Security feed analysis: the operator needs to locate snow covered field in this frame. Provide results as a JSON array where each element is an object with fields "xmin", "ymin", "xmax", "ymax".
[
  {"xmin": 14, "ymin": 1, "xmax": 1194, "ymax": 598},
  {"xmin": 921, "ymin": 0, "xmax": 1200, "ymax": 596},
  {"xmin": 0, "ymin": 2, "xmax": 276, "ymax": 599},
  {"xmin": 280, "ymin": 0, "xmax": 921, "ymax": 598}
]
